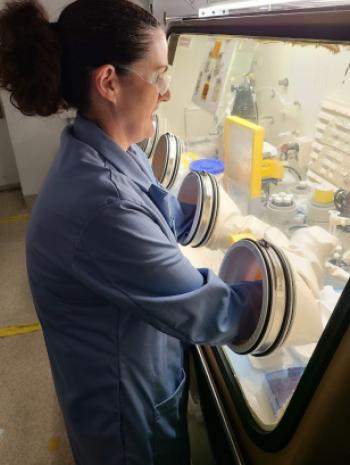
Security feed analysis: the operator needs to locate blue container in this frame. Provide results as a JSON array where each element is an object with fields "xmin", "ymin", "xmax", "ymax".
[{"xmin": 189, "ymin": 158, "xmax": 224, "ymax": 175}]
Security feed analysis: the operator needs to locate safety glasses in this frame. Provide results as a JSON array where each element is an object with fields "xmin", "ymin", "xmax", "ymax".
[{"xmin": 116, "ymin": 65, "xmax": 171, "ymax": 96}]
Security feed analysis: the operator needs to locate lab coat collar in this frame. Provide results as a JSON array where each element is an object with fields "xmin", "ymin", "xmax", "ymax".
[{"xmin": 72, "ymin": 114, "xmax": 154, "ymax": 193}]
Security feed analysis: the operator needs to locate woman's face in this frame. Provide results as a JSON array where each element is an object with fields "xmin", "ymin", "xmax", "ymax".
[{"xmin": 116, "ymin": 27, "xmax": 171, "ymax": 146}]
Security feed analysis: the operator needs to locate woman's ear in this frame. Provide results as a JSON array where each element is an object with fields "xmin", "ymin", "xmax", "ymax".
[{"xmin": 92, "ymin": 64, "xmax": 120, "ymax": 104}]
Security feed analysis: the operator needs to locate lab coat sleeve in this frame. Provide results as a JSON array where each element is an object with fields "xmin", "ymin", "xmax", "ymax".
[
  {"xmin": 71, "ymin": 200, "xmax": 262, "ymax": 345},
  {"xmin": 148, "ymin": 182, "xmax": 195, "ymax": 243}
]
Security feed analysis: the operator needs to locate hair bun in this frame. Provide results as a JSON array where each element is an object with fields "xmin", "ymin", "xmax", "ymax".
[{"xmin": 0, "ymin": 0, "xmax": 66, "ymax": 116}]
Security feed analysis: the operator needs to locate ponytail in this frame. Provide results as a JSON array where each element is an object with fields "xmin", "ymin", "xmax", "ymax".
[
  {"xmin": 0, "ymin": 0, "xmax": 160, "ymax": 116},
  {"xmin": 0, "ymin": 0, "xmax": 66, "ymax": 116}
]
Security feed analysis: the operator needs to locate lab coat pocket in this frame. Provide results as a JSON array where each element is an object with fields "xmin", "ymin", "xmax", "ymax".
[{"xmin": 153, "ymin": 369, "xmax": 190, "ymax": 465}]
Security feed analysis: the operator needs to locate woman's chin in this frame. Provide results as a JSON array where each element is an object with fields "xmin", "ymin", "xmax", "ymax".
[
  {"xmin": 134, "ymin": 119, "xmax": 156, "ymax": 145},
  {"xmin": 144, "ymin": 124, "xmax": 156, "ymax": 140}
]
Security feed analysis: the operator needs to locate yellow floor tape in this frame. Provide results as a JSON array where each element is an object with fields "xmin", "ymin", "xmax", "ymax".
[
  {"xmin": 0, "ymin": 213, "xmax": 30, "ymax": 224},
  {"xmin": 0, "ymin": 323, "xmax": 41, "ymax": 338},
  {"xmin": 48, "ymin": 436, "xmax": 61, "ymax": 453}
]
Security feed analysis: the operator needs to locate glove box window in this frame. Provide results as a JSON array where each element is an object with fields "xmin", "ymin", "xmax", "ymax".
[{"xmin": 156, "ymin": 29, "xmax": 350, "ymax": 430}]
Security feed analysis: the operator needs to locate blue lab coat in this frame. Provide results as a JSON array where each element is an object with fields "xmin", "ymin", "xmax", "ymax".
[{"xmin": 26, "ymin": 115, "xmax": 261, "ymax": 465}]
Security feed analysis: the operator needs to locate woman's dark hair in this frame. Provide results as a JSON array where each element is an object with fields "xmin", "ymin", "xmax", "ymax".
[{"xmin": 0, "ymin": 0, "xmax": 160, "ymax": 116}]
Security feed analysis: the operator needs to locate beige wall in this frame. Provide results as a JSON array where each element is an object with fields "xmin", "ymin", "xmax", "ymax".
[{"xmin": 0, "ymin": 97, "xmax": 19, "ymax": 188}]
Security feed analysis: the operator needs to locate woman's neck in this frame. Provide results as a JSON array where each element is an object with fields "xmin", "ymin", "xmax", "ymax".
[{"xmin": 82, "ymin": 108, "xmax": 130, "ymax": 151}]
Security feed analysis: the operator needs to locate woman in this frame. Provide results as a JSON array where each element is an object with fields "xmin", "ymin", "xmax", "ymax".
[{"xmin": 0, "ymin": 1, "xmax": 261, "ymax": 464}]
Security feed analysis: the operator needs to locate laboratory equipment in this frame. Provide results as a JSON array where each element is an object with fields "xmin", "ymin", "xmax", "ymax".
[
  {"xmin": 163, "ymin": 5, "xmax": 350, "ymax": 465},
  {"xmin": 231, "ymin": 80, "xmax": 258, "ymax": 122},
  {"xmin": 151, "ymin": 132, "xmax": 222, "ymax": 193},
  {"xmin": 189, "ymin": 158, "xmax": 225, "ymax": 183},
  {"xmin": 307, "ymin": 187, "xmax": 334, "ymax": 225},
  {"xmin": 177, "ymin": 171, "xmax": 242, "ymax": 250},
  {"xmin": 151, "ymin": 132, "xmax": 184, "ymax": 189},
  {"xmin": 224, "ymin": 115, "xmax": 264, "ymax": 211},
  {"xmin": 219, "ymin": 238, "xmax": 325, "ymax": 355},
  {"xmin": 307, "ymin": 99, "xmax": 350, "ymax": 192},
  {"xmin": 265, "ymin": 192, "xmax": 297, "ymax": 228}
]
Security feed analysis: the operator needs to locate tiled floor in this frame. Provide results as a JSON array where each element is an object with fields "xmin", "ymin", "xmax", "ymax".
[{"xmin": 0, "ymin": 189, "xmax": 215, "ymax": 465}]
